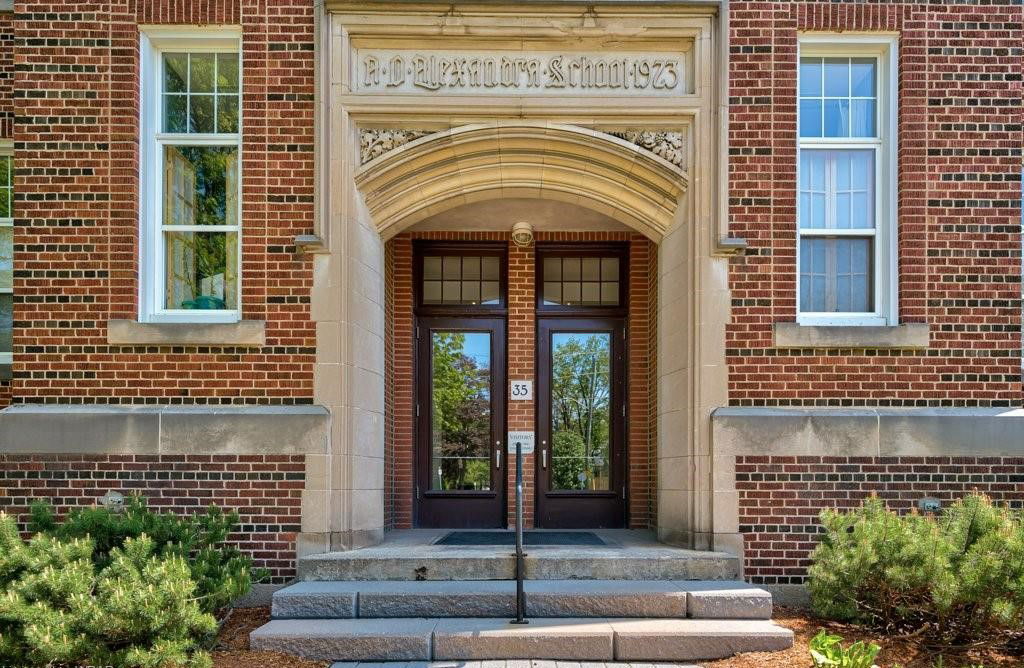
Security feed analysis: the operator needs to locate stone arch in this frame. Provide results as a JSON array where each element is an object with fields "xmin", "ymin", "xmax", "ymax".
[{"xmin": 354, "ymin": 122, "xmax": 688, "ymax": 242}]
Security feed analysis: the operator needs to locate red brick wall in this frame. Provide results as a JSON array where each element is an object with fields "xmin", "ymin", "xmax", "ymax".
[
  {"xmin": 10, "ymin": 2, "xmax": 316, "ymax": 405},
  {"xmin": 736, "ymin": 455, "xmax": 1024, "ymax": 585},
  {"xmin": 385, "ymin": 230, "xmax": 656, "ymax": 530},
  {"xmin": 0, "ymin": 453, "xmax": 305, "ymax": 583},
  {"xmin": 727, "ymin": 1, "xmax": 1023, "ymax": 407}
]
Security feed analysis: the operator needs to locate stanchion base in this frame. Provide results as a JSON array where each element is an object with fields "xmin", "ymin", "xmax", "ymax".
[{"xmin": 510, "ymin": 619, "xmax": 530, "ymax": 625}]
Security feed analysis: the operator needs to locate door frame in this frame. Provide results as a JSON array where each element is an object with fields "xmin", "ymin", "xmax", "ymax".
[
  {"xmin": 412, "ymin": 241, "xmax": 509, "ymax": 528},
  {"xmin": 534, "ymin": 243, "xmax": 629, "ymax": 529}
]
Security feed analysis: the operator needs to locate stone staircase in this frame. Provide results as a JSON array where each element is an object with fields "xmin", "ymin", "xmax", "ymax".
[{"xmin": 250, "ymin": 532, "xmax": 794, "ymax": 663}]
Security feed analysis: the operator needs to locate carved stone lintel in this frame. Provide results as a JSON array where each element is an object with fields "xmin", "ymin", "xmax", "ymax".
[
  {"xmin": 608, "ymin": 130, "xmax": 685, "ymax": 168},
  {"xmin": 360, "ymin": 129, "xmax": 432, "ymax": 164}
]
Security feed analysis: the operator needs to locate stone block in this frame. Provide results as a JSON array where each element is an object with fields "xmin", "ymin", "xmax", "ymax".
[
  {"xmin": 358, "ymin": 581, "xmax": 515, "ymax": 617},
  {"xmin": 432, "ymin": 618, "xmax": 615, "ymax": 660},
  {"xmin": 524, "ymin": 580, "xmax": 687, "ymax": 618},
  {"xmin": 271, "ymin": 582, "xmax": 358, "ymax": 619},
  {"xmin": 677, "ymin": 581, "xmax": 772, "ymax": 619},
  {"xmin": 610, "ymin": 619, "xmax": 793, "ymax": 660},
  {"xmin": 250, "ymin": 618, "xmax": 436, "ymax": 661}
]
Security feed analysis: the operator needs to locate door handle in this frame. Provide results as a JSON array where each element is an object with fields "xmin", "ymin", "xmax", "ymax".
[
  {"xmin": 541, "ymin": 441, "xmax": 547, "ymax": 469},
  {"xmin": 496, "ymin": 442, "xmax": 502, "ymax": 468}
]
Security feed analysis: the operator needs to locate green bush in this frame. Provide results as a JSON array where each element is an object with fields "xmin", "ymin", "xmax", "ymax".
[
  {"xmin": 808, "ymin": 493, "xmax": 1024, "ymax": 648},
  {"xmin": 30, "ymin": 496, "xmax": 264, "ymax": 613},
  {"xmin": 809, "ymin": 630, "xmax": 881, "ymax": 668},
  {"xmin": 0, "ymin": 513, "xmax": 216, "ymax": 667}
]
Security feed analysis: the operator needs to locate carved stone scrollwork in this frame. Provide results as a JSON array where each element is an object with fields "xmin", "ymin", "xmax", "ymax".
[
  {"xmin": 608, "ymin": 130, "xmax": 685, "ymax": 168},
  {"xmin": 360, "ymin": 129, "xmax": 432, "ymax": 164}
]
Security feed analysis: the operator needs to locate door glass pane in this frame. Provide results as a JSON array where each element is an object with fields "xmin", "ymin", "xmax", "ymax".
[
  {"xmin": 550, "ymin": 332, "xmax": 612, "ymax": 491},
  {"xmin": 431, "ymin": 331, "xmax": 492, "ymax": 491}
]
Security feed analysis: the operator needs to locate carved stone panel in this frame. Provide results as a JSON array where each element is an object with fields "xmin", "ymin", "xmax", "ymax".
[
  {"xmin": 360, "ymin": 129, "xmax": 432, "ymax": 164},
  {"xmin": 608, "ymin": 131, "xmax": 686, "ymax": 168}
]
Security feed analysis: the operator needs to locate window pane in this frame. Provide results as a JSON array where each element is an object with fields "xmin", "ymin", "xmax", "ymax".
[
  {"xmin": 824, "ymin": 98, "xmax": 849, "ymax": 137},
  {"xmin": 601, "ymin": 257, "xmax": 618, "ymax": 280},
  {"xmin": 0, "ymin": 226, "xmax": 11, "ymax": 291},
  {"xmin": 543, "ymin": 282, "xmax": 562, "ymax": 305},
  {"xmin": 544, "ymin": 257, "xmax": 561, "ymax": 281},
  {"xmin": 462, "ymin": 256, "xmax": 480, "ymax": 280},
  {"xmin": 164, "ymin": 53, "xmax": 188, "ymax": 93},
  {"xmin": 562, "ymin": 257, "xmax": 581, "ymax": 280},
  {"xmin": 563, "ymin": 282, "xmax": 581, "ymax": 303},
  {"xmin": 163, "ymin": 146, "xmax": 239, "ymax": 227},
  {"xmin": 799, "ymin": 58, "xmax": 822, "ymax": 97},
  {"xmin": 190, "ymin": 53, "xmax": 215, "ymax": 93},
  {"xmin": 423, "ymin": 256, "xmax": 442, "ymax": 280},
  {"xmin": 600, "ymin": 282, "xmax": 618, "ymax": 304},
  {"xmin": 462, "ymin": 281, "xmax": 480, "ymax": 303},
  {"xmin": 189, "ymin": 94, "xmax": 215, "ymax": 133},
  {"xmin": 0, "ymin": 294, "xmax": 11, "ymax": 355},
  {"xmin": 582, "ymin": 257, "xmax": 600, "ymax": 281},
  {"xmin": 442, "ymin": 256, "xmax": 460, "ymax": 279},
  {"xmin": 836, "ymin": 151, "xmax": 874, "ymax": 229},
  {"xmin": 163, "ymin": 94, "xmax": 188, "ymax": 133},
  {"xmin": 0, "ymin": 156, "xmax": 11, "ymax": 218},
  {"xmin": 850, "ymin": 58, "xmax": 876, "ymax": 97},
  {"xmin": 431, "ymin": 331, "xmax": 492, "ymax": 491},
  {"xmin": 800, "ymin": 237, "xmax": 873, "ymax": 314},
  {"xmin": 823, "ymin": 58, "xmax": 849, "ymax": 97},
  {"xmin": 550, "ymin": 332, "xmax": 612, "ymax": 491},
  {"xmin": 581, "ymin": 281, "xmax": 600, "ymax": 303},
  {"xmin": 423, "ymin": 280, "xmax": 442, "ymax": 303},
  {"xmin": 799, "ymin": 99, "xmax": 822, "ymax": 138},
  {"xmin": 480, "ymin": 281, "xmax": 499, "ymax": 304},
  {"xmin": 217, "ymin": 95, "xmax": 239, "ymax": 134},
  {"xmin": 850, "ymin": 99, "xmax": 876, "ymax": 137},
  {"xmin": 217, "ymin": 53, "xmax": 239, "ymax": 93},
  {"xmin": 165, "ymin": 231, "xmax": 238, "ymax": 310},
  {"xmin": 799, "ymin": 150, "xmax": 827, "ymax": 229},
  {"xmin": 481, "ymin": 256, "xmax": 499, "ymax": 280},
  {"xmin": 442, "ymin": 280, "xmax": 460, "ymax": 302}
]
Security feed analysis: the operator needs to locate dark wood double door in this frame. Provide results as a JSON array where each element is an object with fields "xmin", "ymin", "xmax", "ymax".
[{"xmin": 413, "ymin": 242, "xmax": 627, "ymax": 529}]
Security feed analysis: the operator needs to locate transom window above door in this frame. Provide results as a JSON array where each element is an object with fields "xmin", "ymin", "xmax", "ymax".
[
  {"xmin": 537, "ymin": 245, "xmax": 627, "ymax": 312},
  {"xmin": 415, "ymin": 243, "xmax": 507, "ymax": 311}
]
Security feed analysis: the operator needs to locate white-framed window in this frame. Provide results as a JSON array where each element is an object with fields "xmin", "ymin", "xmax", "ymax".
[
  {"xmin": 0, "ymin": 144, "xmax": 11, "ymax": 366},
  {"xmin": 139, "ymin": 26, "xmax": 242, "ymax": 323},
  {"xmin": 797, "ymin": 35, "xmax": 898, "ymax": 326}
]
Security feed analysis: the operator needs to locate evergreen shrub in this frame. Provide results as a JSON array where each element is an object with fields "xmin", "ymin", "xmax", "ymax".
[{"xmin": 808, "ymin": 493, "xmax": 1024, "ymax": 649}]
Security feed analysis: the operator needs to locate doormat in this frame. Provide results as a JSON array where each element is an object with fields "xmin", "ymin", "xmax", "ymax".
[{"xmin": 436, "ymin": 530, "xmax": 605, "ymax": 546}]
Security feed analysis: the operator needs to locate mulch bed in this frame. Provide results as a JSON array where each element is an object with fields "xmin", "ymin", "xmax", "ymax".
[
  {"xmin": 211, "ymin": 605, "xmax": 1023, "ymax": 668},
  {"xmin": 212, "ymin": 607, "xmax": 328, "ymax": 668}
]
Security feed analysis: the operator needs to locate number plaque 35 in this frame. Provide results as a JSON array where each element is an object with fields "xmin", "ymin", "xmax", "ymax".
[{"xmin": 510, "ymin": 380, "xmax": 533, "ymax": 400}]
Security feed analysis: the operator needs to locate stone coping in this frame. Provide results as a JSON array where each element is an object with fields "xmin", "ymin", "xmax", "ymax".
[
  {"xmin": 106, "ymin": 319, "xmax": 266, "ymax": 346},
  {"xmin": 712, "ymin": 406, "xmax": 1024, "ymax": 457},
  {"xmin": 773, "ymin": 322, "xmax": 930, "ymax": 349},
  {"xmin": 0, "ymin": 404, "xmax": 330, "ymax": 455}
]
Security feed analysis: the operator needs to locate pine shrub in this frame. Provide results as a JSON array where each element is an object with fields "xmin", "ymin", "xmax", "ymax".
[
  {"xmin": 0, "ymin": 513, "xmax": 217, "ymax": 667},
  {"xmin": 808, "ymin": 493, "xmax": 1024, "ymax": 649},
  {"xmin": 30, "ymin": 496, "xmax": 265, "ymax": 613}
]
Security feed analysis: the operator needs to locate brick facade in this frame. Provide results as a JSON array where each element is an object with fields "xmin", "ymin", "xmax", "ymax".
[
  {"xmin": 0, "ymin": 453, "xmax": 304, "ymax": 582},
  {"xmin": 9, "ymin": 1, "xmax": 317, "ymax": 405},
  {"xmin": 727, "ymin": 1, "xmax": 1022, "ymax": 407},
  {"xmin": 736, "ymin": 455, "xmax": 1024, "ymax": 585},
  {"xmin": 385, "ymin": 231, "xmax": 656, "ymax": 530}
]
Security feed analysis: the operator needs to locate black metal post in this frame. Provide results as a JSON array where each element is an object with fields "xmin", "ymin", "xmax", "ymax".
[{"xmin": 511, "ymin": 440, "xmax": 528, "ymax": 624}]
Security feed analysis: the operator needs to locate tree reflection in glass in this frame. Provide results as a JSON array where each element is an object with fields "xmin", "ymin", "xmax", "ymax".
[
  {"xmin": 430, "ymin": 332, "xmax": 492, "ymax": 491},
  {"xmin": 550, "ymin": 333, "xmax": 611, "ymax": 490}
]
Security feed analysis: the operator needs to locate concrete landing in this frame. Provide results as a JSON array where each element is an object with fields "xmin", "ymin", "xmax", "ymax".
[{"xmin": 297, "ymin": 529, "xmax": 740, "ymax": 581}]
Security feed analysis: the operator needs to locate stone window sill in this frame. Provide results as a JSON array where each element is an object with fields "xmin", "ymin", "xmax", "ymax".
[
  {"xmin": 772, "ymin": 322, "xmax": 930, "ymax": 349},
  {"xmin": 106, "ymin": 320, "xmax": 266, "ymax": 347}
]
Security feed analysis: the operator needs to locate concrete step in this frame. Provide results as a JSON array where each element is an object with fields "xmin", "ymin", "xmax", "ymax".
[
  {"xmin": 271, "ymin": 580, "xmax": 771, "ymax": 620},
  {"xmin": 250, "ymin": 617, "xmax": 794, "ymax": 662}
]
